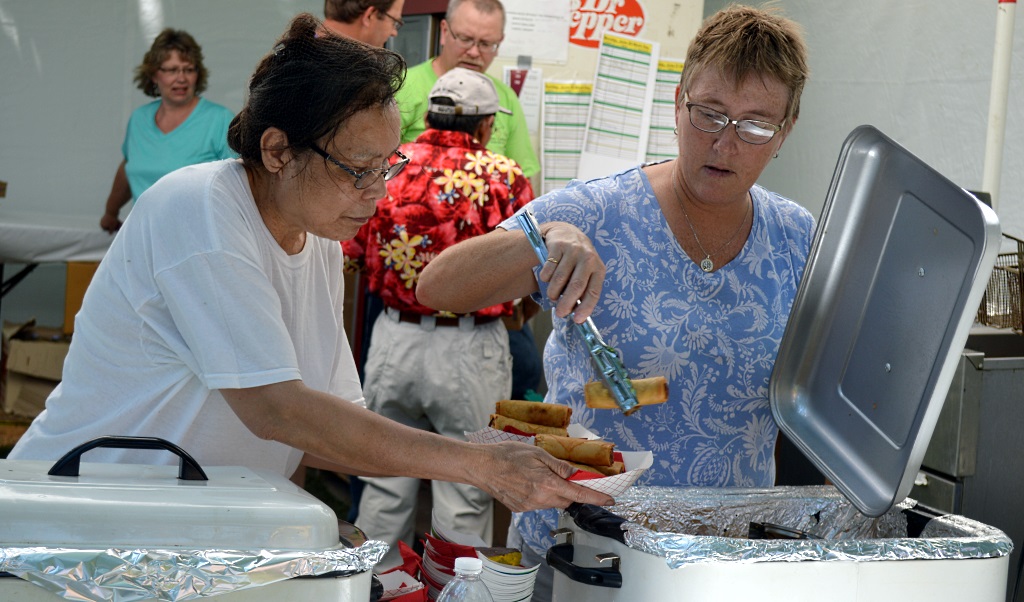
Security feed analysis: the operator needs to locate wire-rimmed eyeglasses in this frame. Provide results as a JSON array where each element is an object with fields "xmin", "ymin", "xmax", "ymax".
[
  {"xmin": 311, "ymin": 144, "xmax": 409, "ymax": 190},
  {"xmin": 157, "ymin": 66, "xmax": 197, "ymax": 77},
  {"xmin": 446, "ymin": 24, "xmax": 501, "ymax": 54},
  {"xmin": 380, "ymin": 11, "xmax": 404, "ymax": 31},
  {"xmin": 684, "ymin": 102, "xmax": 783, "ymax": 145}
]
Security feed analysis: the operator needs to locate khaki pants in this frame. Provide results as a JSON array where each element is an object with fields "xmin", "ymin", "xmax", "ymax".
[{"xmin": 355, "ymin": 309, "xmax": 512, "ymax": 570}]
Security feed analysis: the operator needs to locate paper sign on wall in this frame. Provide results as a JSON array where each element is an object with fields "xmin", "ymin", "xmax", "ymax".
[
  {"xmin": 646, "ymin": 59, "xmax": 684, "ymax": 163},
  {"xmin": 570, "ymin": 0, "xmax": 647, "ymax": 48},
  {"xmin": 504, "ymin": 67, "xmax": 543, "ymax": 137},
  {"xmin": 576, "ymin": 32, "xmax": 659, "ymax": 181},
  {"xmin": 541, "ymin": 81, "xmax": 593, "ymax": 195},
  {"xmin": 500, "ymin": 0, "xmax": 571, "ymax": 63}
]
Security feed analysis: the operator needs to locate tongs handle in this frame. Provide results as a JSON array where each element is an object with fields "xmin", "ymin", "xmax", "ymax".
[{"xmin": 515, "ymin": 210, "xmax": 639, "ymax": 414}]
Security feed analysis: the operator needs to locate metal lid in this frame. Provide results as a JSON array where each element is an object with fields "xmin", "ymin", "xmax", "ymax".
[{"xmin": 770, "ymin": 125, "xmax": 1001, "ymax": 517}]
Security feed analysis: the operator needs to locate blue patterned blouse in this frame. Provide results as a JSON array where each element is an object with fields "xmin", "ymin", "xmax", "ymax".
[{"xmin": 498, "ymin": 164, "xmax": 816, "ymax": 555}]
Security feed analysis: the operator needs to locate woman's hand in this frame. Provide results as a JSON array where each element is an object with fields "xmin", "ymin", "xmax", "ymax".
[
  {"xmin": 472, "ymin": 441, "xmax": 614, "ymax": 512},
  {"xmin": 101, "ymin": 160, "xmax": 130, "ymax": 234},
  {"xmin": 100, "ymin": 211, "xmax": 123, "ymax": 233},
  {"xmin": 536, "ymin": 222, "xmax": 606, "ymax": 322}
]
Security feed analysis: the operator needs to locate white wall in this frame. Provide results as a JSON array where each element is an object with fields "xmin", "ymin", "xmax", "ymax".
[
  {"xmin": 0, "ymin": 0, "xmax": 321, "ymax": 220},
  {"xmin": 5, "ymin": 0, "xmax": 1023, "ymax": 326},
  {"xmin": 704, "ymin": 0, "xmax": 1024, "ymax": 241},
  {"xmin": 0, "ymin": 0, "xmax": 321, "ymax": 326}
]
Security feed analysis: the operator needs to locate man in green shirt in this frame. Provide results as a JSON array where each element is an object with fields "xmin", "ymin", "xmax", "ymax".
[{"xmin": 396, "ymin": 0, "xmax": 539, "ymax": 178}]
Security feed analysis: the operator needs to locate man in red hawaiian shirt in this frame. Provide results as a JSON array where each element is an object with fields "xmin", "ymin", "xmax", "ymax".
[{"xmin": 344, "ymin": 67, "xmax": 534, "ymax": 569}]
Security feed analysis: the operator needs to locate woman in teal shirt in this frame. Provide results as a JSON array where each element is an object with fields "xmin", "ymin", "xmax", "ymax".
[{"xmin": 100, "ymin": 29, "xmax": 235, "ymax": 233}]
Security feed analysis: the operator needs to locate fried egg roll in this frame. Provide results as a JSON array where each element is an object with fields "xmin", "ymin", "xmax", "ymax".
[
  {"xmin": 495, "ymin": 400, "xmax": 571, "ymax": 428},
  {"xmin": 489, "ymin": 414, "xmax": 569, "ymax": 437},
  {"xmin": 584, "ymin": 376, "xmax": 669, "ymax": 410},
  {"xmin": 568, "ymin": 461, "xmax": 626, "ymax": 477},
  {"xmin": 535, "ymin": 433, "xmax": 614, "ymax": 467}
]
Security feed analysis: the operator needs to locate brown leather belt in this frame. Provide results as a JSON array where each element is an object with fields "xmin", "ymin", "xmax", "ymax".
[{"xmin": 394, "ymin": 309, "xmax": 500, "ymax": 328}]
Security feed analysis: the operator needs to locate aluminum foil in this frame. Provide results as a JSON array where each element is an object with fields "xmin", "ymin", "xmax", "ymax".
[
  {"xmin": 0, "ymin": 539, "xmax": 387, "ymax": 601},
  {"xmin": 608, "ymin": 486, "xmax": 1012, "ymax": 569}
]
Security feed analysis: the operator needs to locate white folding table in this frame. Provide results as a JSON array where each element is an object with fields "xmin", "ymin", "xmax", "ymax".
[{"xmin": 0, "ymin": 212, "xmax": 112, "ymax": 318}]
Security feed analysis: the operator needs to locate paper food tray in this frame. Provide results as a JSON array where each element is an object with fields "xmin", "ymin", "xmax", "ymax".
[
  {"xmin": 377, "ymin": 570, "xmax": 425, "ymax": 601},
  {"xmin": 467, "ymin": 425, "xmax": 653, "ymax": 497}
]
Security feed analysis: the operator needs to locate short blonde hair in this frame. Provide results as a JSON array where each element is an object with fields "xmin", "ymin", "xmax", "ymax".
[{"xmin": 679, "ymin": 4, "xmax": 809, "ymax": 125}]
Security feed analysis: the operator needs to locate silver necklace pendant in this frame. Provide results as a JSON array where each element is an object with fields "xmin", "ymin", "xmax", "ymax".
[{"xmin": 671, "ymin": 170, "xmax": 748, "ymax": 277}]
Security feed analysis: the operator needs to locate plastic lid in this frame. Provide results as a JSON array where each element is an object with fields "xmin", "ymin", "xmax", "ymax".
[{"xmin": 454, "ymin": 556, "xmax": 483, "ymax": 574}]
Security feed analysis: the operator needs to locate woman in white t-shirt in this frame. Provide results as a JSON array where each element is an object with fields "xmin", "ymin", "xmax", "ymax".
[{"xmin": 10, "ymin": 13, "xmax": 610, "ymax": 516}]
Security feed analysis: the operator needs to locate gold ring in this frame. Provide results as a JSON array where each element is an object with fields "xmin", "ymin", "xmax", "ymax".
[{"xmin": 546, "ymin": 257, "xmax": 559, "ymax": 264}]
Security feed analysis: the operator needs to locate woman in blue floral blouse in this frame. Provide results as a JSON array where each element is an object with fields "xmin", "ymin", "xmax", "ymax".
[{"xmin": 417, "ymin": 5, "xmax": 816, "ymax": 600}]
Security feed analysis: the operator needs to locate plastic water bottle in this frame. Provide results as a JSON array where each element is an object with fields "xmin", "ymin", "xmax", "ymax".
[{"xmin": 436, "ymin": 556, "xmax": 494, "ymax": 602}]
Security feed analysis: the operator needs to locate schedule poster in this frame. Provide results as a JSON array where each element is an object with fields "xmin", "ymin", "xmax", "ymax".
[
  {"xmin": 540, "ymin": 81, "xmax": 593, "ymax": 195},
  {"xmin": 577, "ymin": 33, "xmax": 660, "ymax": 181},
  {"xmin": 646, "ymin": 58, "xmax": 684, "ymax": 163}
]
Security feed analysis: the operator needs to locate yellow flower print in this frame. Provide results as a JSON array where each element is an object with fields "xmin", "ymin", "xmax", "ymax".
[
  {"xmin": 485, "ymin": 155, "xmax": 522, "ymax": 184},
  {"xmin": 464, "ymin": 173, "xmax": 489, "ymax": 206},
  {"xmin": 434, "ymin": 168, "xmax": 473, "ymax": 197},
  {"xmin": 433, "ymin": 169, "xmax": 459, "ymax": 195},
  {"xmin": 379, "ymin": 227, "xmax": 424, "ymax": 273},
  {"xmin": 463, "ymin": 150, "xmax": 493, "ymax": 176},
  {"xmin": 399, "ymin": 264, "xmax": 419, "ymax": 289},
  {"xmin": 343, "ymin": 256, "xmax": 362, "ymax": 273}
]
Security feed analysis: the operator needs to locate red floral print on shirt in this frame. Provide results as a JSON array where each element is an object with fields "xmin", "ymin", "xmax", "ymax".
[{"xmin": 343, "ymin": 129, "xmax": 534, "ymax": 317}]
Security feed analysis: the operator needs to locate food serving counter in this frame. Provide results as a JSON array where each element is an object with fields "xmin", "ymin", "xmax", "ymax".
[
  {"xmin": 551, "ymin": 126, "xmax": 1010, "ymax": 600},
  {"xmin": 0, "ymin": 437, "xmax": 386, "ymax": 601}
]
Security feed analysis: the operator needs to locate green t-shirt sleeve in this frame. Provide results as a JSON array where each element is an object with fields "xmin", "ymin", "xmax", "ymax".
[
  {"xmin": 501, "ymin": 93, "xmax": 540, "ymax": 178},
  {"xmin": 397, "ymin": 91, "xmax": 427, "ymax": 144},
  {"xmin": 396, "ymin": 62, "xmax": 436, "ymax": 144}
]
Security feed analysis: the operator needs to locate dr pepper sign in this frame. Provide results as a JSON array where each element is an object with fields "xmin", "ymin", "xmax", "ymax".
[{"xmin": 571, "ymin": 0, "xmax": 646, "ymax": 48}]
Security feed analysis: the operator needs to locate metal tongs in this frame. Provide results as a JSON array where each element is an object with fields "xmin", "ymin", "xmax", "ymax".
[{"xmin": 516, "ymin": 210, "xmax": 639, "ymax": 415}]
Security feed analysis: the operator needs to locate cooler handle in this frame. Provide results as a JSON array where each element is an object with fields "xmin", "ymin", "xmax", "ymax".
[
  {"xmin": 547, "ymin": 543, "xmax": 622, "ymax": 589},
  {"xmin": 47, "ymin": 436, "xmax": 209, "ymax": 481},
  {"xmin": 565, "ymin": 502, "xmax": 629, "ymax": 544}
]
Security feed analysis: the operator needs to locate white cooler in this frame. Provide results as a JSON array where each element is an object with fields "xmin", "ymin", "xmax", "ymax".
[
  {"xmin": 552, "ymin": 126, "xmax": 1011, "ymax": 599},
  {"xmin": 0, "ymin": 436, "xmax": 385, "ymax": 601},
  {"xmin": 550, "ymin": 486, "xmax": 1011, "ymax": 601}
]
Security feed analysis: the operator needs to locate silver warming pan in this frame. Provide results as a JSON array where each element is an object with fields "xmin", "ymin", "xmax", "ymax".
[{"xmin": 549, "ymin": 126, "xmax": 1007, "ymax": 601}]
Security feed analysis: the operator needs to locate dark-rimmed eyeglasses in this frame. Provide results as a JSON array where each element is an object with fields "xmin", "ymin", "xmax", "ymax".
[
  {"xmin": 380, "ymin": 11, "xmax": 404, "ymax": 31},
  {"xmin": 445, "ymin": 24, "xmax": 501, "ymax": 54},
  {"xmin": 684, "ymin": 102, "xmax": 783, "ymax": 145},
  {"xmin": 311, "ymin": 144, "xmax": 409, "ymax": 190}
]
